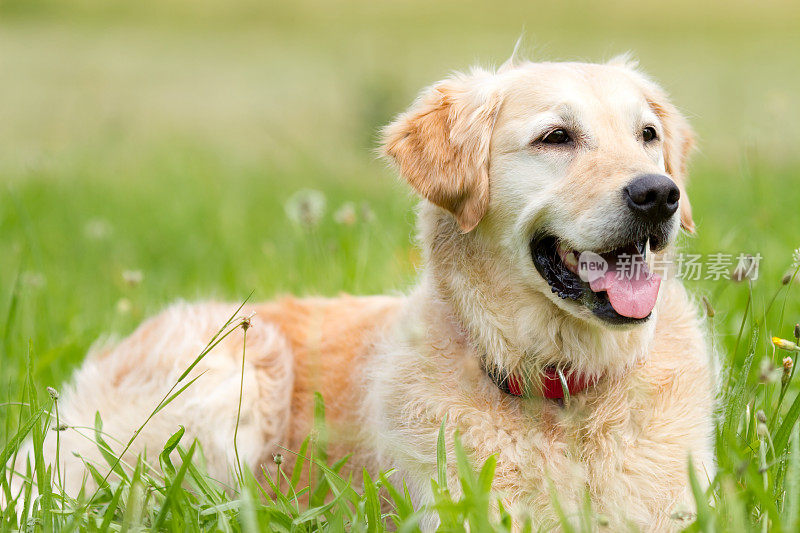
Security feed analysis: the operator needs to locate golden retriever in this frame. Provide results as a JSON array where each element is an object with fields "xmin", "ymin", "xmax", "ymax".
[{"xmin": 14, "ymin": 56, "xmax": 716, "ymax": 530}]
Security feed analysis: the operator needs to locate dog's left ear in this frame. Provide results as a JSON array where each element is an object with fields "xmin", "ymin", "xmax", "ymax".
[
  {"xmin": 648, "ymin": 90, "xmax": 697, "ymax": 233},
  {"xmin": 615, "ymin": 59, "xmax": 697, "ymax": 234},
  {"xmin": 381, "ymin": 70, "xmax": 502, "ymax": 232}
]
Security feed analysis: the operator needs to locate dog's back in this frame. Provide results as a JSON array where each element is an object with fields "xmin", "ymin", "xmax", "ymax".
[{"xmin": 8, "ymin": 295, "xmax": 401, "ymax": 499}]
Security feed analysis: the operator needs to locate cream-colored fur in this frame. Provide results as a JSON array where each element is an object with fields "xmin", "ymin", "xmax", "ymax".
[{"xmin": 10, "ymin": 58, "xmax": 716, "ymax": 531}]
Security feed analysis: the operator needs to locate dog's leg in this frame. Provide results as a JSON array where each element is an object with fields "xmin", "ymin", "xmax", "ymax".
[{"xmin": 7, "ymin": 302, "xmax": 294, "ymax": 501}]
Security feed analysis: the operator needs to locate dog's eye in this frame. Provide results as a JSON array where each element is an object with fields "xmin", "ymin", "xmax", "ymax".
[
  {"xmin": 642, "ymin": 126, "xmax": 658, "ymax": 143},
  {"xmin": 541, "ymin": 129, "xmax": 571, "ymax": 145}
]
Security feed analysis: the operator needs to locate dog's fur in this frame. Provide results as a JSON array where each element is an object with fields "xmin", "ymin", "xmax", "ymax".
[{"xmin": 13, "ymin": 57, "xmax": 717, "ymax": 530}]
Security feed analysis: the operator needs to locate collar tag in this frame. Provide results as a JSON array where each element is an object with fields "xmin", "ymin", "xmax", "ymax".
[{"xmin": 483, "ymin": 358, "xmax": 595, "ymax": 399}]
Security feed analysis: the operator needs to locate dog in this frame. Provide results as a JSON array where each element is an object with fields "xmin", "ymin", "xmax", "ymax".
[{"xmin": 12, "ymin": 56, "xmax": 716, "ymax": 530}]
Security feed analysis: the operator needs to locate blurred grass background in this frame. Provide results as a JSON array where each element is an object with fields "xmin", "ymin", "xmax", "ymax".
[{"xmin": 1, "ymin": 0, "xmax": 800, "ymax": 413}]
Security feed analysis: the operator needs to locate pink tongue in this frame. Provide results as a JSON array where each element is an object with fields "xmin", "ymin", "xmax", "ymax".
[{"xmin": 588, "ymin": 254, "xmax": 661, "ymax": 319}]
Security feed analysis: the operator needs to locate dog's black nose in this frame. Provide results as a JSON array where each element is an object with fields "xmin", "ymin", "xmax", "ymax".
[{"xmin": 624, "ymin": 174, "xmax": 680, "ymax": 222}]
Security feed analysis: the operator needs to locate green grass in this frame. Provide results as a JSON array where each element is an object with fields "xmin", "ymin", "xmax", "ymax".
[{"xmin": 2, "ymin": 0, "xmax": 800, "ymax": 530}]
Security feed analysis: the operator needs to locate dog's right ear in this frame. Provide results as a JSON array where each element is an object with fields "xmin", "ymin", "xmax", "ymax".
[{"xmin": 381, "ymin": 71, "xmax": 502, "ymax": 233}]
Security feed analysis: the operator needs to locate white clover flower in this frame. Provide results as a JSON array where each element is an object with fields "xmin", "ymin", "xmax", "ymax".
[
  {"xmin": 285, "ymin": 189, "xmax": 326, "ymax": 228},
  {"xmin": 116, "ymin": 298, "xmax": 132, "ymax": 314},
  {"xmin": 333, "ymin": 202, "xmax": 357, "ymax": 226},
  {"xmin": 84, "ymin": 218, "xmax": 113, "ymax": 240}
]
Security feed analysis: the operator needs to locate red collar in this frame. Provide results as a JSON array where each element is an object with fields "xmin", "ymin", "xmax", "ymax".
[{"xmin": 485, "ymin": 362, "xmax": 594, "ymax": 399}]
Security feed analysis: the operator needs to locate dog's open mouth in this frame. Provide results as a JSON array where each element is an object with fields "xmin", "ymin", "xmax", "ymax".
[{"xmin": 530, "ymin": 235, "xmax": 662, "ymax": 324}]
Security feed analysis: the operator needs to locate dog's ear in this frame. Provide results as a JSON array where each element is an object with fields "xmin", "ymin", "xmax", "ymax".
[
  {"xmin": 648, "ymin": 91, "xmax": 696, "ymax": 233},
  {"xmin": 617, "ymin": 61, "xmax": 697, "ymax": 233},
  {"xmin": 381, "ymin": 71, "xmax": 502, "ymax": 232},
  {"xmin": 640, "ymin": 86, "xmax": 696, "ymax": 233}
]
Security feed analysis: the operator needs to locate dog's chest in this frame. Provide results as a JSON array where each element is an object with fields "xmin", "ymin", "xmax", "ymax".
[{"xmin": 478, "ymin": 363, "xmax": 713, "ymax": 528}]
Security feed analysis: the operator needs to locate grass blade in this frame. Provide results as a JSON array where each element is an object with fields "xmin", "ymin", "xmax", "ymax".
[
  {"xmin": 437, "ymin": 415, "xmax": 448, "ymax": 492},
  {"xmin": 153, "ymin": 441, "xmax": 197, "ymax": 528}
]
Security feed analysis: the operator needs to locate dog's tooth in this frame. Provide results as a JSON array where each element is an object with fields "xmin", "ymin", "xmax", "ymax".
[{"xmin": 563, "ymin": 251, "xmax": 578, "ymax": 269}]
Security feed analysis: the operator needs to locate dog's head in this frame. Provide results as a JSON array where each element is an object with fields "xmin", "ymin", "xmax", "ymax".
[{"xmin": 383, "ymin": 58, "xmax": 695, "ymax": 332}]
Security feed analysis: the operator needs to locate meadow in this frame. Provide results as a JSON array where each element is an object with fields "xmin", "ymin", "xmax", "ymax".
[{"xmin": 2, "ymin": 0, "xmax": 800, "ymax": 530}]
